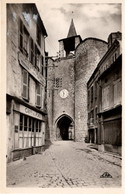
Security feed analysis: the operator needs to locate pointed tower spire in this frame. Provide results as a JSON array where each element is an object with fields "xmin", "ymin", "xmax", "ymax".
[{"xmin": 67, "ymin": 19, "xmax": 77, "ymax": 38}]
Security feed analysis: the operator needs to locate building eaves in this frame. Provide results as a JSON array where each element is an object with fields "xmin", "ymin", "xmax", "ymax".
[
  {"xmin": 87, "ymin": 39, "xmax": 120, "ymax": 85},
  {"xmin": 58, "ymin": 35, "xmax": 82, "ymax": 42},
  {"xmin": 97, "ymin": 54, "xmax": 122, "ymax": 80},
  {"xmin": 25, "ymin": 3, "xmax": 48, "ymax": 37}
]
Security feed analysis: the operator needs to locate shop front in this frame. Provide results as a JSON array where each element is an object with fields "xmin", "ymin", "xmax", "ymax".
[{"xmin": 7, "ymin": 96, "xmax": 46, "ymax": 162}]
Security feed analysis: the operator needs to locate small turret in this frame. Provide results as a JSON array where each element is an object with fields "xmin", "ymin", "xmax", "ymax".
[{"xmin": 58, "ymin": 19, "xmax": 82, "ymax": 58}]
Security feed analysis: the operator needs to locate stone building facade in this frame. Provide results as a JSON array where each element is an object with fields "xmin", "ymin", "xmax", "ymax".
[
  {"xmin": 6, "ymin": 4, "xmax": 48, "ymax": 162},
  {"xmin": 47, "ymin": 19, "xmax": 108, "ymax": 142},
  {"xmin": 87, "ymin": 32, "xmax": 122, "ymax": 154}
]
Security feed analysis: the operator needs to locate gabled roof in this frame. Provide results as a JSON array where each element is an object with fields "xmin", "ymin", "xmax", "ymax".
[{"xmin": 67, "ymin": 19, "xmax": 77, "ymax": 38}]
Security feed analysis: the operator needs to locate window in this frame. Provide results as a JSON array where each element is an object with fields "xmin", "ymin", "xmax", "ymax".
[
  {"xmin": 19, "ymin": 20, "xmax": 23, "ymax": 52},
  {"xmin": 91, "ymin": 86, "xmax": 93, "ymax": 103},
  {"xmin": 23, "ymin": 26, "xmax": 29, "ymax": 55},
  {"xmin": 29, "ymin": 37, "xmax": 35, "ymax": 65},
  {"xmin": 22, "ymin": 69, "xmax": 29, "ymax": 100},
  {"xmin": 87, "ymin": 90, "xmax": 90, "ymax": 109},
  {"xmin": 39, "ymin": 122, "xmax": 41, "ymax": 132},
  {"xmin": 90, "ymin": 110, "xmax": 94, "ymax": 124},
  {"xmin": 29, "ymin": 38, "xmax": 42, "ymax": 72},
  {"xmin": 54, "ymin": 78, "xmax": 62, "ymax": 88},
  {"xmin": 91, "ymin": 110, "xmax": 94, "ymax": 119},
  {"xmin": 36, "ymin": 120, "xmax": 38, "ymax": 132},
  {"xmin": 95, "ymin": 107, "xmax": 98, "ymax": 122},
  {"xmin": 41, "ymin": 56, "xmax": 44, "ymax": 76},
  {"xmin": 37, "ymin": 25, "xmax": 41, "ymax": 47},
  {"xmin": 24, "ymin": 116, "xmax": 27, "ymax": 131},
  {"xmin": 36, "ymin": 83, "xmax": 42, "ymax": 107},
  {"xmin": 32, "ymin": 119, "xmax": 34, "ymax": 132},
  {"xmin": 29, "ymin": 117, "xmax": 32, "ymax": 132},
  {"xmin": 35, "ymin": 46, "xmax": 40, "ymax": 70},
  {"xmin": 20, "ymin": 114, "xmax": 23, "ymax": 131},
  {"xmin": 102, "ymin": 85, "xmax": 110, "ymax": 110},
  {"xmin": 114, "ymin": 79, "xmax": 122, "ymax": 106},
  {"xmin": 19, "ymin": 19, "xmax": 29, "ymax": 56},
  {"xmin": 19, "ymin": 114, "xmax": 43, "ymax": 148},
  {"xmin": 95, "ymin": 82, "xmax": 97, "ymax": 98}
]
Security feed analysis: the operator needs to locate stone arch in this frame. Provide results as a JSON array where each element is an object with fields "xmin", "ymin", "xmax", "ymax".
[{"xmin": 55, "ymin": 114, "xmax": 74, "ymax": 141}]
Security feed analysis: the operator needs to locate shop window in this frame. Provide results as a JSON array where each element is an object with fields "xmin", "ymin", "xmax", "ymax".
[
  {"xmin": 32, "ymin": 119, "xmax": 34, "ymax": 132},
  {"xmin": 19, "ymin": 114, "xmax": 43, "ymax": 148},
  {"xmin": 22, "ymin": 69, "xmax": 29, "ymax": 100},
  {"xmin": 19, "ymin": 19, "xmax": 29, "ymax": 56},
  {"xmin": 29, "ymin": 117, "xmax": 32, "ymax": 131},
  {"xmin": 36, "ymin": 120, "xmax": 38, "ymax": 132},
  {"xmin": 20, "ymin": 114, "xmax": 23, "ymax": 131},
  {"xmin": 36, "ymin": 83, "xmax": 42, "ymax": 107},
  {"xmin": 24, "ymin": 116, "xmax": 27, "ymax": 131},
  {"xmin": 39, "ymin": 122, "xmax": 41, "ymax": 132}
]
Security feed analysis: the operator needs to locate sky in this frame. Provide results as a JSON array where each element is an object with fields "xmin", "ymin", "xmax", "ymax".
[{"xmin": 36, "ymin": 2, "xmax": 121, "ymax": 57}]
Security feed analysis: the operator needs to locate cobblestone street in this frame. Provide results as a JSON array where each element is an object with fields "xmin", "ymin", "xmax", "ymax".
[{"xmin": 7, "ymin": 141, "xmax": 122, "ymax": 188}]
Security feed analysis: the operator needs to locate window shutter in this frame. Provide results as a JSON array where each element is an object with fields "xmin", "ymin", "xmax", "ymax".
[
  {"xmin": 41, "ymin": 56, "xmax": 44, "ymax": 76},
  {"xmin": 22, "ymin": 70, "xmax": 29, "ymax": 100},
  {"xmin": 91, "ymin": 86, "xmax": 93, "ymax": 103},
  {"xmin": 36, "ymin": 84, "xmax": 42, "ymax": 107},
  {"xmin": 19, "ymin": 19, "xmax": 23, "ymax": 51},
  {"xmin": 19, "ymin": 19, "xmax": 29, "ymax": 56},
  {"xmin": 30, "ymin": 38, "xmax": 35, "ymax": 65}
]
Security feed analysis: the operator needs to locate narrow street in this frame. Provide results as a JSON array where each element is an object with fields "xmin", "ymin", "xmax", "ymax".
[{"xmin": 7, "ymin": 141, "xmax": 121, "ymax": 188}]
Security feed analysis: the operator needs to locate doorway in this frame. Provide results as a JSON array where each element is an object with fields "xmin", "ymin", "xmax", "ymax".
[{"xmin": 56, "ymin": 115, "xmax": 74, "ymax": 140}]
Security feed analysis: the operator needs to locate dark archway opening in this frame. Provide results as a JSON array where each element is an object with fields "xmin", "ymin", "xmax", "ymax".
[{"xmin": 57, "ymin": 116, "xmax": 73, "ymax": 140}]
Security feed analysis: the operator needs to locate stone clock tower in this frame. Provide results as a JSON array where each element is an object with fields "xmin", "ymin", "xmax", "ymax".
[
  {"xmin": 47, "ymin": 19, "xmax": 82, "ymax": 141},
  {"xmin": 47, "ymin": 19, "xmax": 107, "ymax": 142}
]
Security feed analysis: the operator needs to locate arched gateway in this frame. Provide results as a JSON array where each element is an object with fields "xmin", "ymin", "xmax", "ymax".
[{"xmin": 56, "ymin": 114, "xmax": 74, "ymax": 140}]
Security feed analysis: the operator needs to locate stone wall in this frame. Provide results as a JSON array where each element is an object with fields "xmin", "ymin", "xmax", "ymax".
[
  {"xmin": 46, "ymin": 58, "xmax": 55, "ymax": 140},
  {"xmin": 47, "ymin": 57, "xmax": 75, "ymax": 141},
  {"xmin": 74, "ymin": 38, "xmax": 108, "ymax": 141},
  {"xmin": 7, "ymin": 4, "xmax": 47, "ymax": 161}
]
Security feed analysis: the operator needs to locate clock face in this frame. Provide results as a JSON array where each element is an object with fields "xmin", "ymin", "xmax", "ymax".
[{"xmin": 59, "ymin": 89, "xmax": 69, "ymax": 98}]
